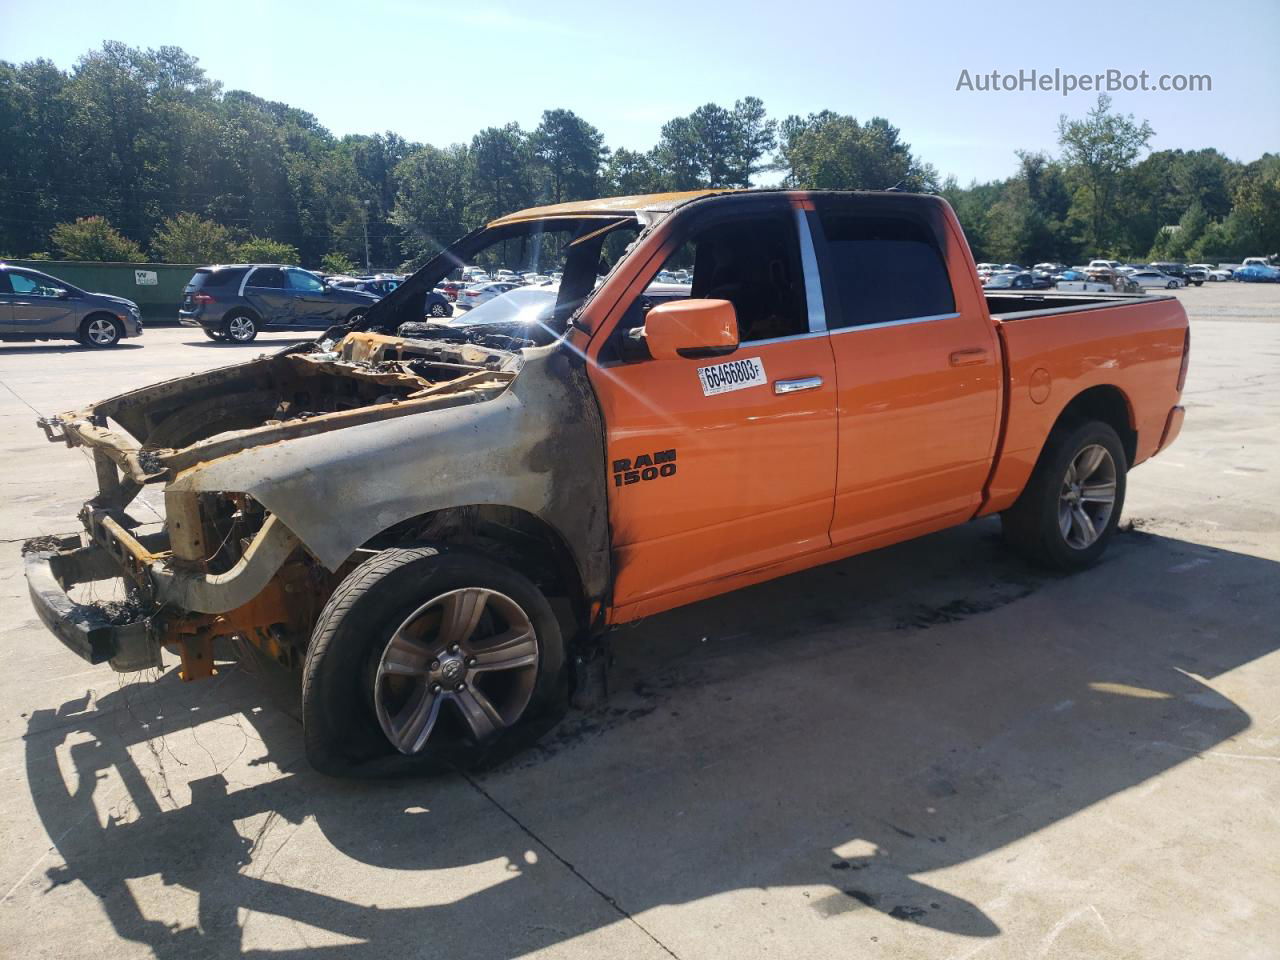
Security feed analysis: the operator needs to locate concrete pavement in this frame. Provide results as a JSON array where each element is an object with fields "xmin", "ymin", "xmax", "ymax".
[{"xmin": 0, "ymin": 287, "xmax": 1276, "ymax": 959}]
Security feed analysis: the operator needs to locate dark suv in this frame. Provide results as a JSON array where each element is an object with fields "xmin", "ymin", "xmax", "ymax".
[{"xmin": 179, "ymin": 264, "xmax": 378, "ymax": 343}]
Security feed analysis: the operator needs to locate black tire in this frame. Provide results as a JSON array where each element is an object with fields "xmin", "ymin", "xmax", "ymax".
[
  {"xmin": 78, "ymin": 314, "xmax": 122, "ymax": 348},
  {"xmin": 302, "ymin": 545, "xmax": 567, "ymax": 777},
  {"xmin": 202, "ymin": 327, "xmax": 225, "ymax": 342},
  {"xmin": 1001, "ymin": 420, "xmax": 1127, "ymax": 572},
  {"xmin": 428, "ymin": 301, "xmax": 449, "ymax": 318},
  {"xmin": 223, "ymin": 311, "xmax": 259, "ymax": 343}
]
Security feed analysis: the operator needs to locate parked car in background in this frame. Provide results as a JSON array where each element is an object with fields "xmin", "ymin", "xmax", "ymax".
[
  {"xmin": 1034, "ymin": 262, "xmax": 1067, "ymax": 274},
  {"xmin": 0, "ymin": 263, "xmax": 143, "ymax": 347},
  {"xmin": 329, "ymin": 274, "xmax": 403, "ymax": 297},
  {"xmin": 1127, "ymin": 269, "xmax": 1184, "ymax": 290},
  {"xmin": 453, "ymin": 280, "xmax": 521, "ymax": 311},
  {"xmin": 1241, "ymin": 257, "xmax": 1273, "ymax": 269},
  {"xmin": 1150, "ymin": 262, "xmax": 1203, "ymax": 287},
  {"xmin": 179, "ymin": 264, "xmax": 378, "ymax": 342},
  {"xmin": 423, "ymin": 288, "xmax": 453, "ymax": 317},
  {"xmin": 1188, "ymin": 263, "xmax": 1232, "ymax": 281},
  {"xmin": 1088, "ymin": 259, "xmax": 1123, "ymax": 270},
  {"xmin": 983, "ymin": 271, "xmax": 1050, "ymax": 290},
  {"xmin": 1233, "ymin": 262, "xmax": 1280, "ymax": 282}
]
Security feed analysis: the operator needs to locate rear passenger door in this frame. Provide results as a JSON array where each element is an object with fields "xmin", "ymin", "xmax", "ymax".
[
  {"xmin": 243, "ymin": 267, "xmax": 290, "ymax": 325},
  {"xmin": 811, "ymin": 196, "xmax": 1002, "ymax": 545}
]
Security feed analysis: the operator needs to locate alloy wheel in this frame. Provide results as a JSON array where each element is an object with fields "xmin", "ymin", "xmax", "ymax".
[
  {"xmin": 228, "ymin": 316, "xmax": 256, "ymax": 341},
  {"xmin": 1058, "ymin": 444, "xmax": 1117, "ymax": 549},
  {"xmin": 373, "ymin": 588, "xmax": 539, "ymax": 754},
  {"xmin": 87, "ymin": 318, "xmax": 119, "ymax": 345}
]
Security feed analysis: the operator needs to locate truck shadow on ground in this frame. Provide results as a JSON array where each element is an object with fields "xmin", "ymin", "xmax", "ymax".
[{"xmin": 21, "ymin": 520, "xmax": 1278, "ymax": 958}]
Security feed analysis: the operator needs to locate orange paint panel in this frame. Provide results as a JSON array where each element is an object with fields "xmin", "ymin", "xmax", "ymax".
[
  {"xmin": 979, "ymin": 298, "xmax": 1188, "ymax": 515},
  {"xmin": 590, "ymin": 333, "xmax": 838, "ymax": 608},
  {"xmin": 828, "ymin": 314, "xmax": 1002, "ymax": 543}
]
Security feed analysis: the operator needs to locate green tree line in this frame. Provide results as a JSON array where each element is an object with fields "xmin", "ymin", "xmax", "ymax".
[{"xmin": 1, "ymin": 44, "xmax": 1275, "ymax": 269}]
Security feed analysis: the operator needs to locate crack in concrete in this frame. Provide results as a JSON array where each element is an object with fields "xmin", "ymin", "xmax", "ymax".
[{"xmin": 460, "ymin": 771, "xmax": 682, "ymax": 959}]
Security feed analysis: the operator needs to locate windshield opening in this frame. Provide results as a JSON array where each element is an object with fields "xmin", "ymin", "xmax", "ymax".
[{"xmin": 360, "ymin": 216, "xmax": 641, "ymax": 348}]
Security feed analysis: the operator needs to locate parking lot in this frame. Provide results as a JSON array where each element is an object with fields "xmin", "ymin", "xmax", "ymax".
[{"xmin": 0, "ymin": 284, "xmax": 1276, "ymax": 959}]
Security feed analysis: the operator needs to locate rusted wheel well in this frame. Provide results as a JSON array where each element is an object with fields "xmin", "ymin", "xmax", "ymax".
[
  {"xmin": 1052, "ymin": 385, "xmax": 1137, "ymax": 467},
  {"xmin": 363, "ymin": 505, "xmax": 590, "ymax": 637}
]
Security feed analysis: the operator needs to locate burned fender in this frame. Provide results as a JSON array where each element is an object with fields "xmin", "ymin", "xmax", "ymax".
[{"xmin": 167, "ymin": 341, "xmax": 612, "ymax": 610}]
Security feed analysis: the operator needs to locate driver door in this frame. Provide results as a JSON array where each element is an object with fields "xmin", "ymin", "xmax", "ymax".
[{"xmin": 587, "ymin": 199, "xmax": 838, "ymax": 617}]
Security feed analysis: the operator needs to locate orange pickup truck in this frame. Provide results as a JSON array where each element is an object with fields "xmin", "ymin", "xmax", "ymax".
[{"xmin": 25, "ymin": 190, "xmax": 1188, "ymax": 775}]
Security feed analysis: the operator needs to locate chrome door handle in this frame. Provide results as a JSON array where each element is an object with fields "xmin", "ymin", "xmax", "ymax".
[
  {"xmin": 949, "ymin": 348, "xmax": 989, "ymax": 367},
  {"xmin": 774, "ymin": 376, "xmax": 823, "ymax": 394}
]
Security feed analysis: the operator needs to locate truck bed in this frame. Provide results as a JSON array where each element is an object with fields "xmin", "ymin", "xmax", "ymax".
[{"xmin": 981, "ymin": 291, "xmax": 1189, "ymax": 516}]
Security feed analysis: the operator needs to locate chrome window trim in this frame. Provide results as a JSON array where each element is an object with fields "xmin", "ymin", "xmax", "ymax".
[
  {"xmin": 829, "ymin": 312, "xmax": 960, "ymax": 335},
  {"xmin": 742, "ymin": 330, "xmax": 829, "ymax": 348},
  {"xmin": 794, "ymin": 208, "xmax": 827, "ymax": 334}
]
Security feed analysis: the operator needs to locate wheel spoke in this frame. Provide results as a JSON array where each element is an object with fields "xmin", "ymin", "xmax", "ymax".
[
  {"xmin": 380, "ymin": 628, "xmax": 435, "ymax": 677},
  {"xmin": 390, "ymin": 686, "xmax": 443, "ymax": 754},
  {"xmin": 467, "ymin": 627, "xmax": 538, "ymax": 673},
  {"xmin": 452, "ymin": 686, "xmax": 505, "ymax": 741},
  {"xmin": 1059, "ymin": 503, "xmax": 1074, "ymax": 539},
  {"xmin": 1075, "ymin": 446, "xmax": 1106, "ymax": 481},
  {"xmin": 1072, "ymin": 504, "xmax": 1096, "ymax": 545},
  {"xmin": 1080, "ymin": 481, "xmax": 1116, "ymax": 504},
  {"xmin": 437, "ymin": 589, "xmax": 489, "ymax": 650}
]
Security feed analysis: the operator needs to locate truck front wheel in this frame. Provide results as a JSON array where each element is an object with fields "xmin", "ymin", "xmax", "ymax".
[
  {"xmin": 301, "ymin": 546, "xmax": 567, "ymax": 777},
  {"xmin": 1001, "ymin": 421, "xmax": 1127, "ymax": 571}
]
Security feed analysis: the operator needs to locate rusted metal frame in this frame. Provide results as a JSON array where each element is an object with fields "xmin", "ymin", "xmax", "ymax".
[
  {"xmin": 407, "ymin": 368, "xmax": 510, "ymax": 399},
  {"xmin": 59, "ymin": 418, "xmax": 157, "ymax": 485},
  {"xmin": 150, "ymin": 513, "xmax": 302, "ymax": 614}
]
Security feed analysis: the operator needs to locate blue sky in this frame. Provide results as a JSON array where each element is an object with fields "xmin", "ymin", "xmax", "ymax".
[{"xmin": 2, "ymin": 0, "xmax": 1277, "ymax": 185}]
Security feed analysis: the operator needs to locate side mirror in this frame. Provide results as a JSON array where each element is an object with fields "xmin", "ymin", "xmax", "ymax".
[
  {"xmin": 644, "ymin": 298, "xmax": 739, "ymax": 361},
  {"xmin": 56, "ymin": 289, "xmax": 70, "ymax": 299}
]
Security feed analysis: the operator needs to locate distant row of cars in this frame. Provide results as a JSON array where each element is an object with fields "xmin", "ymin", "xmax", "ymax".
[
  {"xmin": 2, "ymin": 249, "xmax": 1275, "ymax": 350},
  {"xmin": 977, "ymin": 257, "xmax": 1279, "ymax": 294}
]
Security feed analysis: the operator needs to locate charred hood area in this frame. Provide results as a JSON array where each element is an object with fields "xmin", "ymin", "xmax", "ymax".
[{"xmin": 41, "ymin": 332, "xmax": 522, "ymax": 483}]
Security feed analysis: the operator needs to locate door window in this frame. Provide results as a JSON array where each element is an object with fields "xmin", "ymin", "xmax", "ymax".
[
  {"xmin": 249, "ymin": 267, "xmax": 284, "ymax": 288},
  {"xmin": 605, "ymin": 211, "xmax": 810, "ymax": 362},
  {"xmin": 817, "ymin": 212, "xmax": 954, "ymax": 328},
  {"xmin": 285, "ymin": 269, "xmax": 325, "ymax": 293},
  {"xmin": 9, "ymin": 272, "xmax": 68, "ymax": 297}
]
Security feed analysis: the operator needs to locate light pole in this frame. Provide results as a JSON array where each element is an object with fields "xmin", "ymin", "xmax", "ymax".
[{"xmin": 363, "ymin": 200, "xmax": 371, "ymax": 273}]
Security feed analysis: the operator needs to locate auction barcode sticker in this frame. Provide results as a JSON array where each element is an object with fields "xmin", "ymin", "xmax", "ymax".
[{"xmin": 697, "ymin": 356, "xmax": 767, "ymax": 397}]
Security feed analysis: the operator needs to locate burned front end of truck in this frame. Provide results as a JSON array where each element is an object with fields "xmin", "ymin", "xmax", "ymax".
[
  {"xmin": 25, "ymin": 331, "xmax": 526, "ymax": 680},
  {"xmin": 21, "ymin": 202, "xmax": 652, "ymax": 689}
]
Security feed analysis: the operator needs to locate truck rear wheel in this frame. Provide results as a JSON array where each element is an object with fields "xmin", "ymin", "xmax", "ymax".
[
  {"xmin": 1001, "ymin": 420, "xmax": 1127, "ymax": 572},
  {"xmin": 302, "ymin": 545, "xmax": 567, "ymax": 777}
]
